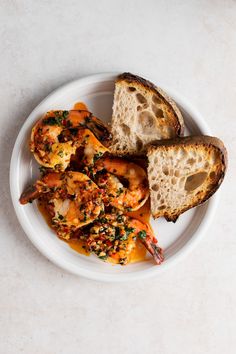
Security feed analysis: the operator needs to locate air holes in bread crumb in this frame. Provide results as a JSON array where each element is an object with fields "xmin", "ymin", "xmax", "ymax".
[
  {"xmin": 163, "ymin": 166, "xmax": 169, "ymax": 175},
  {"xmin": 152, "ymin": 95, "xmax": 161, "ymax": 104},
  {"xmin": 152, "ymin": 105, "xmax": 164, "ymax": 118},
  {"xmin": 185, "ymin": 172, "xmax": 208, "ymax": 192},
  {"xmin": 151, "ymin": 184, "xmax": 159, "ymax": 192},
  {"xmin": 128, "ymin": 86, "xmax": 136, "ymax": 92},
  {"xmin": 171, "ymin": 177, "xmax": 177, "ymax": 185},
  {"xmin": 187, "ymin": 158, "xmax": 195, "ymax": 165},
  {"xmin": 138, "ymin": 111, "xmax": 155, "ymax": 132},
  {"xmin": 136, "ymin": 93, "xmax": 147, "ymax": 104},
  {"xmin": 121, "ymin": 124, "xmax": 131, "ymax": 135}
]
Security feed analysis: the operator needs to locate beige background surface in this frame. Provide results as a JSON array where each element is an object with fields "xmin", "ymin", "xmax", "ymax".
[{"xmin": 1, "ymin": 1, "xmax": 235, "ymax": 353}]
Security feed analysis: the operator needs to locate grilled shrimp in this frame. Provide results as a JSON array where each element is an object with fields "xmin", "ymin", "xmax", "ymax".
[
  {"xmin": 19, "ymin": 171, "xmax": 104, "ymax": 239},
  {"xmin": 86, "ymin": 213, "xmax": 164, "ymax": 265},
  {"xmin": 61, "ymin": 128, "xmax": 108, "ymax": 166},
  {"xmin": 94, "ymin": 157, "xmax": 149, "ymax": 211},
  {"xmin": 30, "ymin": 110, "xmax": 111, "ymax": 170}
]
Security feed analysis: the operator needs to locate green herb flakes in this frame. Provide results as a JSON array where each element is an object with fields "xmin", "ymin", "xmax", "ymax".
[{"xmin": 138, "ymin": 230, "xmax": 147, "ymax": 240}]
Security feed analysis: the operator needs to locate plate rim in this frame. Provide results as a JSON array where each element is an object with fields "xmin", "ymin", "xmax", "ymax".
[{"xmin": 9, "ymin": 72, "xmax": 220, "ymax": 282}]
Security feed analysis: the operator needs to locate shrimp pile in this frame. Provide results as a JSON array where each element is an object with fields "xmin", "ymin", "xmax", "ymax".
[{"xmin": 20, "ymin": 106, "xmax": 164, "ymax": 265}]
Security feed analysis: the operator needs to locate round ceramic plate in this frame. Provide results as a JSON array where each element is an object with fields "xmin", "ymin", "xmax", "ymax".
[{"xmin": 10, "ymin": 73, "xmax": 219, "ymax": 282}]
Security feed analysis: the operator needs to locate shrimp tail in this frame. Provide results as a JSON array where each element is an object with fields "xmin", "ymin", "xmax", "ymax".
[
  {"xmin": 19, "ymin": 184, "xmax": 42, "ymax": 204},
  {"xmin": 149, "ymin": 243, "xmax": 164, "ymax": 265},
  {"xmin": 19, "ymin": 176, "xmax": 54, "ymax": 204},
  {"xmin": 85, "ymin": 116, "xmax": 112, "ymax": 147},
  {"xmin": 141, "ymin": 236, "xmax": 164, "ymax": 265}
]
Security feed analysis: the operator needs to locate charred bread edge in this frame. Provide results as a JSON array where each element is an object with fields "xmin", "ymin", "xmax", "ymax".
[
  {"xmin": 147, "ymin": 135, "xmax": 228, "ymax": 222},
  {"xmin": 117, "ymin": 72, "xmax": 185, "ymax": 136}
]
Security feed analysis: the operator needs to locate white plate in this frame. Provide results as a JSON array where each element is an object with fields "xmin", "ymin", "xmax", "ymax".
[{"xmin": 10, "ymin": 73, "xmax": 219, "ymax": 282}]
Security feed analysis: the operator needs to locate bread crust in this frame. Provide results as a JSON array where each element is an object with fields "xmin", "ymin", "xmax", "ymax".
[
  {"xmin": 117, "ymin": 72, "xmax": 184, "ymax": 136},
  {"xmin": 147, "ymin": 135, "xmax": 227, "ymax": 221}
]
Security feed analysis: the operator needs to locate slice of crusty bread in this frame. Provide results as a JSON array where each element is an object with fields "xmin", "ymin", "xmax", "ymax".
[
  {"xmin": 110, "ymin": 72, "xmax": 184, "ymax": 155},
  {"xmin": 147, "ymin": 136, "xmax": 227, "ymax": 221}
]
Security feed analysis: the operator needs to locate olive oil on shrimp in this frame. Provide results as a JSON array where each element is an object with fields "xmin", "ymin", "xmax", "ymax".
[
  {"xmin": 127, "ymin": 199, "xmax": 151, "ymax": 263},
  {"xmin": 37, "ymin": 101, "xmax": 152, "ymax": 264},
  {"xmin": 73, "ymin": 102, "xmax": 88, "ymax": 111},
  {"xmin": 37, "ymin": 197, "xmax": 151, "ymax": 263},
  {"xmin": 37, "ymin": 200, "xmax": 89, "ymax": 256}
]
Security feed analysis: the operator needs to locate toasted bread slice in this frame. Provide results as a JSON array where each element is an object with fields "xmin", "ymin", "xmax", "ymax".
[
  {"xmin": 110, "ymin": 72, "xmax": 184, "ymax": 155},
  {"xmin": 147, "ymin": 136, "xmax": 227, "ymax": 221}
]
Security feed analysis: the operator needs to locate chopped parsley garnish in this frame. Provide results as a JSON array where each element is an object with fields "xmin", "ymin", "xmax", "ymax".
[
  {"xmin": 117, "ymin": 214, "xmax": 124, "ymax": 223},
  {"xmin": 62, "ymin": 110, "xmax": 69, "ymax": 118},
  {"xmin": 120, "ymin": 226, "xmax": 135, "ymax": 241},
  {"xmin": 98, "ymin": 255, "xmax": 108, "ymax": 260},
  {"xmin": 39, "ymin": 166, "xmax": 47, "ymax": 175},
  {"xmin": 93, "ymin": 152, "xmax": 103, "ymax": 162},
  {"xmin": 43, "ymin": 115, "xmax": 63, "ymax": 126},
  {"xmin": 58, "ymin": 150, "xmax": 64, "ymax": 157},
  {"xmin": 138, "ymin": 230, "xmax": 147, "ymax": 240},
  {"xmin": 57, "ymin": 214, "xmax": 65, "ymax": 221},
  {"xmin": 117, "ymin": 188, "xmax": 123, "ymax": 196},
  {"xmin": 98, "ymin": 217, "xmax": 107, "ymax": 223},
  {"xmin": 125, "ymin": 226, "xmax": 135, "ymax": 236},
  {"xmin": 115, "ymin": 226, "xmax": 121, "ymax": 239},
  {"xmin": 120, "ymin": 235, "xmax": 128, "ymax": 241}
]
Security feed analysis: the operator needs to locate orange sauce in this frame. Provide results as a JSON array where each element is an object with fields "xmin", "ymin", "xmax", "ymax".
[
  {"xmin": 36, "ymin": 101, "xmax": 151, "ymax": 264},
  {"xmin": 126, "ymin": 198, "xmax": 151, "ymax": 224},
  {"xmin": 127, "ymin": 199, "xmax": 151, "ymax": 262},
  {"xmin": 38, "ymin": 200, "xmax": 52, "ymax": 227},
  {"xmin": 67, "ymin": 238, "xmax": 90, "ymax": 256},
  {"xmin": 37, "ymin": 200, "xmax": 90, "ymax": 256},
  {"xmin": 130, "ymin": 240, "xmax": 147, "ymax": 263},
  {"xmin": 38, "ymin": 198, "xmax": 151, "ymax": 263},
  {"xmin": 73, "ymin": 102, "xmax": 88, "ymax": 111}
]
